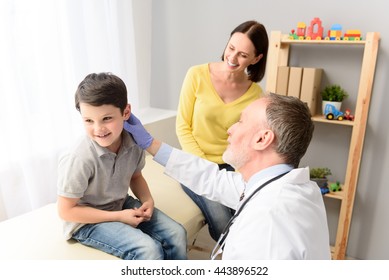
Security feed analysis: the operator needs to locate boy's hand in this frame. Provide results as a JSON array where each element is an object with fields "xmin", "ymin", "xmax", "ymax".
[
  {"xmin": 120, "ymin": 208, "xmax": 147, "ymax": 227},
  {"xmin": 124, "ymin": 114, "xmax": 153, "ymax": 149},
  {"xmin": 138, "ymin": 199, "xmax": 154, "ymax": 221}
]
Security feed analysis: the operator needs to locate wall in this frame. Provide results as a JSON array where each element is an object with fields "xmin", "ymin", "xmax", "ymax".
[
  {"xmin": 132, "ymin": 0, "xmax": 152, "ymax": 108},
  {"xmin": 149, "ymin": 0, "xmax": 389, "ymax": 259}
]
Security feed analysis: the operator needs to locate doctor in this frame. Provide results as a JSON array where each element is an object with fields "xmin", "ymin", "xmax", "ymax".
[{"xmin": 125, "ymin": 92, "xmax": 331, "ymax": 260}]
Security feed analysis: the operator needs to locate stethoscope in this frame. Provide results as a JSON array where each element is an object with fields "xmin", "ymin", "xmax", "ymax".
[{"xmin": 211, "ymin": 171, "xmax": 290, "ymax": 259}]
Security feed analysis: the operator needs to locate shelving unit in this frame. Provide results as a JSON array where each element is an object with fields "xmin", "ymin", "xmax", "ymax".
[{"xmin": 266, "ymin": 31, "xmax": 380, "ymax": 259}]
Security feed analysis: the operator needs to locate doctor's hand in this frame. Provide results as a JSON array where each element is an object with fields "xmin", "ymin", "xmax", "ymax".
[{"xmin": 124, "ymin": 114, "xmax": 153, "ymax": 149}]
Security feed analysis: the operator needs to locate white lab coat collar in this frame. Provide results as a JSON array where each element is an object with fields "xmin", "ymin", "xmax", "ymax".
[{"xmin": 245, "ymin": 164, "xmax": 294, "ymax": 194}]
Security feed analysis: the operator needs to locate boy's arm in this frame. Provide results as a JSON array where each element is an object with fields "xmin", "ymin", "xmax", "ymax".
[
  {"xmin": 129, "ymin": 171, "xmax": 154, "ymax": 221},
  {"xmin": 57, "ymin": 196, "xmax": 146, "ymax": 227}
]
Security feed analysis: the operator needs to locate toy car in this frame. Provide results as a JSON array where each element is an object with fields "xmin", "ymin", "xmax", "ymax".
[
  {"xmin": 344, "ymin": 109, "xmax": 355, "ymax": 121},
  {"xmin": 330, "ymin": 182, "xmax": 342, "ymax": 192},
  {"xmin": 320, "ymin": 186, "xmax": 330, "ymax": 195},
  {"xmin": 324, "ymin": 104, "xmax": 344, "ymax": 121}
]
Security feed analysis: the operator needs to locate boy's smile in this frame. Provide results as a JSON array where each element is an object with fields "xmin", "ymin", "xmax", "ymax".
[{"xmin": 79, "ymin": 103, "xmax": 130, "ymax": 153}]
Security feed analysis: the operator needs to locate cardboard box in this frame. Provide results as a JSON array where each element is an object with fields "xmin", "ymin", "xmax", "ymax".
[
  {"xmin": 275, "ymin": 66, "xmax": 290, "ymax": 95},
  {"xmin": 287, "ymin": 67, "xmax": 303, "ymax": 98},
  {"xmin": 300, "ymin": 68, "xmax": 323, "ymax": 115}
]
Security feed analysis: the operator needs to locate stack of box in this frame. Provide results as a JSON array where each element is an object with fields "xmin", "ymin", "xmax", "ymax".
[{"xmin": 275, "ymin": 66, "xmax": 323, "ymax": 116}]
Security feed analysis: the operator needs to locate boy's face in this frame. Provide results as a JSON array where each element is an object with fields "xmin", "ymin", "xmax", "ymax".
[{"xmin": 79, "ymin": 103, "xmax": 130, "ymax": 153}]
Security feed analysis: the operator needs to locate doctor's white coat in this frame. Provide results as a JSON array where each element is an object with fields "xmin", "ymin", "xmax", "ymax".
[{"xmin": 163, "ymin": 148, "xmax": 331, "ymax": 260}]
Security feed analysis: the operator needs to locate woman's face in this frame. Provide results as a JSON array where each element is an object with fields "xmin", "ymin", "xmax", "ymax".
[{"xmin": 223, "ymin": 32, "xmax": 261, "ymax": 73}]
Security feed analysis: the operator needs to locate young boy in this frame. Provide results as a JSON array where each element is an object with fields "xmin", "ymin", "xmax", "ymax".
[{"xmin": 57, "ymin": 72, "xmax": 187, "ymax": 260}]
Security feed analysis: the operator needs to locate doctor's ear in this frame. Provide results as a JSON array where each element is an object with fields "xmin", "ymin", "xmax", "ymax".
[{"xmin": 253, "ymin": 129, "xmax": 274, "ymax": 150}]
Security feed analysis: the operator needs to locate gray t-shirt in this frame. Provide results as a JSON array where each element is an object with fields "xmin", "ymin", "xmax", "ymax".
[{"xmin": 57, "ymin": 131, "xmax": 145, "ymax": 239}]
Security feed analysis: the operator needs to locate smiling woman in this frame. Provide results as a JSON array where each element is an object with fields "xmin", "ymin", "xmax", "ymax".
[
  {"xmin": 175, "ymin": 20, "xmax": 269, "ymax": 242},
  {"xmin": 0, "ymin": 0, "xmax": 138, "ymax": 221}
]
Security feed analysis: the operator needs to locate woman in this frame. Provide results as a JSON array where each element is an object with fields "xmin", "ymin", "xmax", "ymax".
[{"xmin": 176, "ymin": 20, "xmax": 269, "ymax": 241}]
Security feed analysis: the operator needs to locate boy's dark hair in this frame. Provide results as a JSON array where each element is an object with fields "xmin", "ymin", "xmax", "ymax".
[
  {"xmin": 221, "ymin": 20, "xmax": 269, "ymax": 83},
  {"xmin": 75, "ymin": 72, "xmax": 128, "ymax": 113}
]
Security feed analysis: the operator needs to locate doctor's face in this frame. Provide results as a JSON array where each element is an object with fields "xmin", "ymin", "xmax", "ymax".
[{"xmin": 223, "ymin": 99, "xmax": 266, "ymax": 170}]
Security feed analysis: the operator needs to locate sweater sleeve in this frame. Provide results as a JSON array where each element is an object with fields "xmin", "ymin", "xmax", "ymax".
[{"xmin": 175, "ymin": 66, "xmax": 206, "ymax": 158}]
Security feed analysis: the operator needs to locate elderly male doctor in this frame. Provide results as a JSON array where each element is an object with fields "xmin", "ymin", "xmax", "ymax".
[{"xmin": 125, "ymin": 93, "xmax": 331, "ymax": 260}]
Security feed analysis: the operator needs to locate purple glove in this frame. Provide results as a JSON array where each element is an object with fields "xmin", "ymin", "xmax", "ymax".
[{"xmin": 124, "ymin": 114, "xmax": 153, "ymax": 149}]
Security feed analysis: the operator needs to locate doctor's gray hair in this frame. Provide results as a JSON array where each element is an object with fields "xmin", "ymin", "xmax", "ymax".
[{"xmin": 264, "ymin": 93, "xmax": 314, "ymax": 168}]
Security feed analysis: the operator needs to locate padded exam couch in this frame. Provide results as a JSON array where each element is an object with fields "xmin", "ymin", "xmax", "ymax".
[{"xmin": 0, "ymin": 155, "xmax": 205, "ymax": 260}]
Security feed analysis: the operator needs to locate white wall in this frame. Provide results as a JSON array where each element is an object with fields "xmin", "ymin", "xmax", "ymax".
[
  {"xmin": 132, "ymin": 0, "xmax": 152, "ymax": 109},
  {"xmin": 148, "ymin": 0, "xmax": 389, "ymax": 259}
]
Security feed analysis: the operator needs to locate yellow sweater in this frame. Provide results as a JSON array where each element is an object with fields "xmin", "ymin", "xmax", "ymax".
[{"xmin": 176, "ymin": 64, "xmax": 262, "ymax": 164}]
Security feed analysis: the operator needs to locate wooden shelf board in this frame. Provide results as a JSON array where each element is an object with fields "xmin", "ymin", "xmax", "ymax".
[
  {"xmin": 312, "ymin": 115, "xmax": 355, "ymax": 126},
  {"xmin": 324, "ymin": 190, "xmax": 344, "ymax": 200},
  {"xmin": 281, "ymin": 34, "xmax": 366, "ymax": 45}
]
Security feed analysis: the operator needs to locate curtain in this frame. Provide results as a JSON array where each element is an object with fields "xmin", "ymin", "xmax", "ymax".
[{"xmin": 0, "ymin": 0, "xmax": 138, "ymax": 221}]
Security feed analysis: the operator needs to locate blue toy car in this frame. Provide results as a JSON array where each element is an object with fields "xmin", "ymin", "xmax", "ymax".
[
  {"xmin": 320, "ymin": 186, "xmax": 330, "ymax": 195},
  {"xmin": 324, "ymin": 104, "xmax": 344, "ymax": 121}
]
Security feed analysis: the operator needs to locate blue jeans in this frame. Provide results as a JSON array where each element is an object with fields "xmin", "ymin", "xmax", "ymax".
[
  {"xmin": 181, "ymin": 163, "xmax": 235, "ymax": 242},
  {"xmin": 72, "ymin": 196, "xmax": 187, "ymax": 260}
]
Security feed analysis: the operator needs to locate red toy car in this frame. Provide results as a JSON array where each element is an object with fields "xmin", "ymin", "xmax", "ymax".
[{"xmin": 344, "ymin": 109, "xmax": 355, "ymax": 121}]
